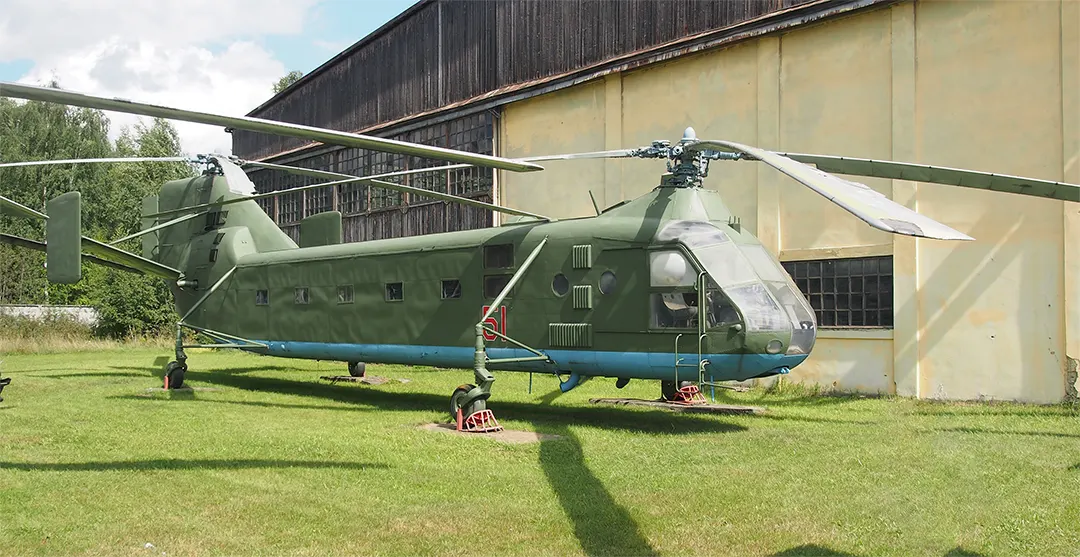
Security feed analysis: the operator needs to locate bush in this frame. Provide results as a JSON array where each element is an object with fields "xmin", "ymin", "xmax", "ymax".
[{"xmin": 91, "ymin": 270, "xmax": 177, "ymax": 339}]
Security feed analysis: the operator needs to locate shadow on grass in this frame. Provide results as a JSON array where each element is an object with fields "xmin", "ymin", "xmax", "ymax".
[
  {"xmin": 770, "ymin": 545, "xmax": 855, "ymax": 556},
  {"xmin": 935, "ymin": 426, "xmax": 1080, "ymax": 439},
  {"xmin": 110, "ymin": 393, "xmax": 377, "ymax": 414},
  {"xmin": 169, "ymin": 369, "xmax": 746, "ymax": 435},
  {"xmin": 109, "ymin": 364, "xmax": 297, "ymax": 377},
  {"xmin": 1068, "ymin": 463, "xmax": 1079, "ymax": 471},
  {"xmin": 539, "ymin": 425, "xmax": 657, "ymax": 557},
  {"xmin": 0, "ymin": 459, "xmax": 388, "ymax": 472},
  {"xmin": 31, "ymin": 372, "xmax": 148, "ymax": 379},
  {"xmin": 943, "ymin": 548, "xmax": 987, "ymax": 557}
]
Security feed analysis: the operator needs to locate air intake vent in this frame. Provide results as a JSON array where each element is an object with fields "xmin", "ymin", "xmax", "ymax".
[
  {"xmin": 572, "ymin": 245, "xmax": 592, "ymax": 269},
  {"xmin": 573, "ymin": 285, "xmax": 592, "ymax": 309},
  {"xmin": 549, "ymin": 323, "xmax": 592, "ymax": 347}
]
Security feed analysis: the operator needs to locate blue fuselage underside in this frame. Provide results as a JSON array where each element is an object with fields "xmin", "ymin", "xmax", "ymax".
[{"xmin": 251, "ymin": 341, "xmax": 806, "ymax": 382}]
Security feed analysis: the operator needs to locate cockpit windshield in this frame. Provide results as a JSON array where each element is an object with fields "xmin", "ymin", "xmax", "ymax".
[{"xmin": 653, "ymin": 221, "xmax": 817, "ymax": 355}]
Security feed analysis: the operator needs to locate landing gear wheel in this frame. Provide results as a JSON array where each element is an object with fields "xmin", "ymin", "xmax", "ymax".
[
  {"xmin": 348, "ymin": 361, "xmax": 366, "ymax": 378},
  {"xmin": 450, "ymin": 383, "xmax": 477, "ymax": 420},
  {"xmin": 165, "ymin": 361, "xmax": 186, "ymax": 389},
  {"xmin": 661, "ymin": 380, "xmax": 695, "ymax": 401}
]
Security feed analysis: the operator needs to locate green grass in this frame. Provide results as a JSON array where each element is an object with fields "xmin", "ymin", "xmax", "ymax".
[{"xmin": 0, "ymin": 349, "xmax": 1077, "ymax": 556}]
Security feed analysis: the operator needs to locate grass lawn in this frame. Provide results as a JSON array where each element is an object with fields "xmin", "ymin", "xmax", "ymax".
[{"xmin": 0, "ymin": 348, "xmax": 1077, "ymax": 556}]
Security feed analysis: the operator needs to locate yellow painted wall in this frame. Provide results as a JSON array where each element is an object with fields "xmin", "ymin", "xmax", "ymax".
[{"xmin": 500, "ymin": 0, "xmax": 1079, "ymax": 403}]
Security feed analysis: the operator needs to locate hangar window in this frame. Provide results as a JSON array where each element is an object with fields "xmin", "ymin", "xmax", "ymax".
[
  {"xmin": 337, "ymin": 285, "xmax": 354, "ymax": 304},
  {"xmin": 255, "ymin": 290, "xmax": 269, "ymax": 306},
  {"xmin": 781, "ymin": 256, "xmax": 893, "ymax": 328},
  {"xmin": 294, "ymin": 287, "xmax": 310, "ymax": 305}
]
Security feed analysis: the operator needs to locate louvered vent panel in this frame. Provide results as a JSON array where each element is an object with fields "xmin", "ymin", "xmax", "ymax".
[
  {"xmin": 572, "ymin": 244, "xmax": 592, "ymax": 269},
  {"xmin": 548, "ymin": 323, "xmax": 592, "ymax": 348},
  {"xmin": 573, "ymin": 285, "xmax": 593, "ymax": 309}
]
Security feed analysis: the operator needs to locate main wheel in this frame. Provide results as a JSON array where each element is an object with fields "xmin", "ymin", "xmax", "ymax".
[
  {"xmin": 348, "ymin": 361, "xmax": 366, "ymax": 378},
  {"xmin": 165, "ymin": 361, "xmax": 186, "ymax": 389},
  {"xmin": 165, "ymin": 362, "xmax": 186, "ymax": 389},
  {"xmin": 450, "ymin": 383, "xmax": 477, "ymax": 420},
  {"xmin": 661, "ymin": 380, "xmax": 678, "ymax": 401}
]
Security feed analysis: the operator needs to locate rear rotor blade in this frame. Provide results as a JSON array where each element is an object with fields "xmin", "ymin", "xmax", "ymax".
[
  {"xmin": 691, "ymin": 140, "xmax": 973, "ymax": 241},
  {"xmin": 0, "ymin": 82, "xmax": 544, "ymax": 173},
  {"xmin": 779, "ymin": 152, "xmax": 1080, "ymax": 202},
  {"xmin": 0, "ymin": 156, "xmax": 190, "ymax": 169},
  {"xmin": 145, "ymin": 164, "xmax": 471, "ymax": 218},
  {"xmin": 0, "ymin": 194, "xmax": 47, "ymax": 220},
  {"xmin": 0, "ymin": 233, "xmax": 144, "ymax": 274}
]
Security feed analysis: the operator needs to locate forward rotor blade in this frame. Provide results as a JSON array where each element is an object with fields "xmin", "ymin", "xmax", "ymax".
[
  {"xmin": 0, "ymin": 194, "xmax": 47, "ymax": 220},
  {"xmin": 0, "ymin": 82, "xmax": 544, "ymax": 173},
  {"xmin": 367, "ymin": 179, "xmax": 549, "ymax": 221},
  {"xmin": 0, "ymin": 156, "xmax": 189, "ymax": 169},
  {"xmin": 693, "ymin": 140, "xmax": 973, "ymax": 241},
  {"xmin": 779, "ymin": 153, "xmax": 1080, "ymax": 202},
  {"xmin": 146, "ymin": 164, "xmax": 470, "ymax": 218},
  {"xmin": 0, "ymin": 233, "xmax": 146, "ymax": 275},
  {"xmin": 516, "ymin": 149, "xmax": 638, "ymax": 162}
]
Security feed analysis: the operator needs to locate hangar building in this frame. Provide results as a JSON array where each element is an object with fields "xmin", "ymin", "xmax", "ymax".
[{"xmin": 234, "ymin": 0, "xmax": 1079, "ymax": 404}]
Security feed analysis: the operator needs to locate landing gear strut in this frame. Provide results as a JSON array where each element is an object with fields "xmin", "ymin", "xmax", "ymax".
[{"xmin": 447, "ymin": 325, "xmax": 504, "ymax": 432}]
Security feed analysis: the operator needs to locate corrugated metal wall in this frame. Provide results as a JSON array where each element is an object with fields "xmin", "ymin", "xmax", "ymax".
[{"xmin": 233, "ymin": 0, "xmax": 817, "ymax": 161}]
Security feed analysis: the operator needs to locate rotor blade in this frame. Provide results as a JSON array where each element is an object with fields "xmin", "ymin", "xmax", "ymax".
[
  {"xmin": 145, "ymin": 164, "xmax": 470, "ymax": 218},
  {"xmin": 368, "ymin": 179, "xmax": 550, "ymax": 221},
  {"xmin": 215, "ymin": 156, "xmax": 256, "ymax": 196},
  {"xmin": 693, "ymin": 140, "xmax": 973, "ymax": 241},
  {"xmin": 0, "ymin": 233, "xmax": 145, "ymax": 274},
  {"xmin": 0, "ymin": 194, "xmax": 47, "ymax": 220},
  {"xmin": 242, "ymin": 159, "xmax": 470, "ymax": 181},
  {"xmin": 516, "ymin": 149, "xmax": 638, "ymax": 162},
  {"xmin": 779, "ymin": 153, "xmax": 1080, "ymax": 203},
  {"xmin": 0, "ymin": 156, "xmax": 189, "ymax": 169},
  {"xmin": 110, "ymin": 211, "xmax": 207, "ymax": 245},
  {"xmin": 80, "ymin": 237, "xmax": 182, "ymax": 280},
  {"xmin": 0, "ymin": 81, "xmax": 544, "ymax": 173}
]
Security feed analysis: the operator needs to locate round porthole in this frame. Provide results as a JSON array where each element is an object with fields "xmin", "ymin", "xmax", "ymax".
[
  {"xmin": 599, "ymin": 270, "xmax": 617, "ymax": 294},
  {"xmin": 552, "ymin": 273, "xmax": 570, "ymax": 296}
]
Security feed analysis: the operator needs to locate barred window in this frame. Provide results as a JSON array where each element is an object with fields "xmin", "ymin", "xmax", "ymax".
[{"xmin": 782, "ymin": 256, "xmax": 893, "ymax": 327}]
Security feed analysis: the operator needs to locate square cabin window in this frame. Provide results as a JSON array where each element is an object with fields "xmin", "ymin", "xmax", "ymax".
[
  {"xmin": 483, "ymin": 275, "xmax": 513, "ymax": 299},
  {"xmin": 337, "ymin": 285, "xmax": 354, "ymax": 304},
  {"xmin": 442, "ymin": 279, "xmax": 462, "ymax": 300},
  {"xmin": 484, "ymin": 244, "xmax": 514, "ymax": 269},
  {"xmin": 255, "ymin": 290, "xmax": 269, "ymax": 306},
  {"xmin": 385, "ymin": 282, "xmax": 404, "ymax": 302},
  {"xmin": 294, "ymin": 287, "xmax": 310, "ymax": 305}
]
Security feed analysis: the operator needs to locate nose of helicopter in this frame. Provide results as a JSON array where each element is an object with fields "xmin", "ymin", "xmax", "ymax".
[{"xmin": 701, "ymin": 352, "xmax": 809, "ymax": 382}]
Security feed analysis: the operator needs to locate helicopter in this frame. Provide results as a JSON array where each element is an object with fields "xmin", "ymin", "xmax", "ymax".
[{"xmin": 2, "ymin": 81, "xmax": 1078, "ymax": 431}]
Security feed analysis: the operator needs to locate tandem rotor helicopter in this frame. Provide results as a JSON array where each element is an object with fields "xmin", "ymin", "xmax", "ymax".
[{"xmin": 1, "ymin": 82, "xmax": 1078, "ymax": 431}]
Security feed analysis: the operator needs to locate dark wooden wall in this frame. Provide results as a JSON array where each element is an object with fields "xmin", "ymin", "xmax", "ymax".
[{"xmin": 233, "ymin": 0, "xmax": 817, "ymax": 161}]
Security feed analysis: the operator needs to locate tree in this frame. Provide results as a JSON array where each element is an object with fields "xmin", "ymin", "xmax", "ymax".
[
  {"xmin": 0, "ymin": 82, "xmax": 195, "ymax": 337},
  {"xmin": 273, "ymin": 71, "xmax": 304, "ymax": 94}
]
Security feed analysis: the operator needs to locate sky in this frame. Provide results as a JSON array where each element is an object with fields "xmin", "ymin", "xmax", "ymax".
[{"xmin": 0, "ymin": 0, "xmax": 418, "ymax": 155}]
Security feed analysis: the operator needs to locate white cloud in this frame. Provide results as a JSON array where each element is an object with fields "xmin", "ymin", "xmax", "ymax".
[{"xmin": 1, "ymin": 0, "xmax": 321, "ymax": 155}]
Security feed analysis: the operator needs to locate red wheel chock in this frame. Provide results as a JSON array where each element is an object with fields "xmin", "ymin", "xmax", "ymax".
[
  {"xmin": 670, "ymin": 384, "xmax": 708, "ymax": 405},
  {"xmin": 460, "ymin": 409, "xmax": 503, "ymax": 433}
]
